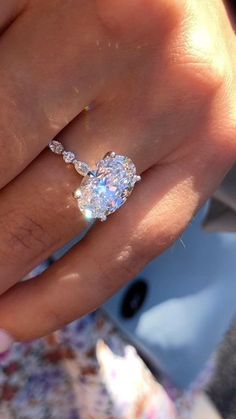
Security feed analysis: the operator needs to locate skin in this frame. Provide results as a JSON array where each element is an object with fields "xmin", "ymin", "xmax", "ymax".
[{"xmin": 0, "ymin": 0, "xmax": 234, "ymax": 341}]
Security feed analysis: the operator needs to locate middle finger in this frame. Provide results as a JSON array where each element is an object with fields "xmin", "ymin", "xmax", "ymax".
[{"xmin": 0, "ymin": 0, "xmax": 111, "ymax": 188}]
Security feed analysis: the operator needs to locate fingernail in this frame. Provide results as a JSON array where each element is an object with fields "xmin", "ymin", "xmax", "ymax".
[{"xmin": 0, "ymin": 329, "xmax": 14, "ymax": 354}]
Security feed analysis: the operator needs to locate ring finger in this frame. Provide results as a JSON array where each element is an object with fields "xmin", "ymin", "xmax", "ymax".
[{"xmin": 0, "ymin": 101, "xmax": 154, "ymax": 294}]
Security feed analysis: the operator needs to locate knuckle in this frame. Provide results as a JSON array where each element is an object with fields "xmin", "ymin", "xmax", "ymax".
[
  {"xmin": 43, "ymin": 306, "xmax": 65, "ymax": 331},
  {"xmin": 116, "ymin": 239, "xmax": 155, "ymax": 281},
  {"xmin": 171, "ymin": 47, "xmax": 228, "ymax": 95},
  {"xmin": 2, "ymin": 212, "xmax": 47, "ymax": 259},
  {"xmin": 113, "ymin": 219, "xmax": 187, "ymax": 285},
  {"xmin": 96, "ymin": 0, "xmax": 184, "ymax": 40},
  {"xmin": 119, "ymin": 245, "xmax": 146, "ymax": 278},
  {"xmin": 168, "ymin": 3, "xmax": 231, "ymax": 94},
  {"xmin": 93, "ymin": 241, "xmax": 151, "ymax": 294}
]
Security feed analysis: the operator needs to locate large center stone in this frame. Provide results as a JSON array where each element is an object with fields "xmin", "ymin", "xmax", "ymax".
[{"xmin": 76, "ymin": 154, "xmax": 138, "ymax": 221}]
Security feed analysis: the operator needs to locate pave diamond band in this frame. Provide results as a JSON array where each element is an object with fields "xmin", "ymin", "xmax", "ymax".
[{"xmin": 49, "ymin": 140, "xmax": 141, "ymax": 221}]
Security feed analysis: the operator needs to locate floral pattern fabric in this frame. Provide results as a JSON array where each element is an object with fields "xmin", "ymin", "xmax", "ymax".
[{"xmin": 0, "ymin": 311, "xmax": 177, "ymax": 419}]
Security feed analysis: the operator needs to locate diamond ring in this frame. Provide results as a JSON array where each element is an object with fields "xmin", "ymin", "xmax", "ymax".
[{"xmin": 49, "ymin": 140, "xmax": 141, "ymax": 221}]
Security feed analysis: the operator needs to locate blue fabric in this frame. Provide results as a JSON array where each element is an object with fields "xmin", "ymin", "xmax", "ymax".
[{"xmin": 104, "ymin": 205, "xmax": 236, "ymax": 388}]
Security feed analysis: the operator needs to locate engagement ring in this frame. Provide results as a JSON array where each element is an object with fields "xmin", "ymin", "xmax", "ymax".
[{"xmin": 49, "ymin": 140, "xmax": 141, "ymax": 221}]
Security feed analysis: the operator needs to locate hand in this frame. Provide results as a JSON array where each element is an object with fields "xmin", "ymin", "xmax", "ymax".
[{"xmin": 0, "ymin": 0, "xmax": 235, "ymax": 346}]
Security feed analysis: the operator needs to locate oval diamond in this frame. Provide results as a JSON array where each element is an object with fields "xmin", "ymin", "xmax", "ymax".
[{"xmin": 76, "ymin": 153, "xmax": 139, "ymax": 221}]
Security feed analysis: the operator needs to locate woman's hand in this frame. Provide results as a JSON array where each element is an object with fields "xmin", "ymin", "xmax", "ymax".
[{"xmin": 0, "ymin": 0, "xmax": 234, "ymax": 346}]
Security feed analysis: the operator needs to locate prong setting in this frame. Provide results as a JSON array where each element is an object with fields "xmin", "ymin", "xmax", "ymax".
[
  {"xmin": 104, "ymin": 151, "xmax": 116, "ymax": 159},
  {"xmin": 88, "ymin": 170, "xmax": 97, "ymax": 177},
  {"xmin": 73, "ymin": 189, "xmax": 81, "ymax": 199}
]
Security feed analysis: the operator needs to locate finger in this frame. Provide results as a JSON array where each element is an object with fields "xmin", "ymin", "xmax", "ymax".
[
  {"xmin": 0, "ymin": 148, "xmax": 87, "ymax": 292},
  {"xmin": 0, "ymin": 23, "xmax": 234, "ymax": 294},
  {"xmin": 0, "ymin": 0, "xmax": 234, "ymax": 304},
  {"xmin": 0, "ymin": 0, "xmax": 211, "ymax": 188},
  {"xmin": 0, "ymin": 96, "xmax": 159, "ymax": 294},
  {"xmin": 59, "ymin": 86, "xmax": 181, "ymax": 172},
  {"xmin": 0, "ymin": 0, "xmax": 115, "ymax": 188},
  {"xmin": 0, "ymin": 139, "xmax": 233, "ymax": 341},
  {"xmin": 0, "ymin": 0, "xmax": 27, "ymax": 33},
  {"xmin": 0, "ymin": 63, "xmax": 232, "ymax": 296}
]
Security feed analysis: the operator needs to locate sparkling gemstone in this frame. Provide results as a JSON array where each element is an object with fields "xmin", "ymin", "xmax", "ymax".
[
  {"xmin": 49, "ymin": 140, "xmax": 64, "ymax": 154},
  {"xmin": 76, "ymin": 153, "xmax": 138, "ymax": 220},
  {"xmin": 74, "ymin": 160, "xmax": 90, "ymax": 176},
  {"xmin": 63, "ymin": 151, "xmax": 75, "ymax": 164}
]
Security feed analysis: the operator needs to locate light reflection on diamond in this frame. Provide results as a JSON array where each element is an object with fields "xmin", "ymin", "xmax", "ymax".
[
  {"xmin": 76, "ymin": 154, "xmax": 139, "ymax": 221},
  {"xmin": 84, "ymin": 209, "xmax": 93, "ymax": 220}
]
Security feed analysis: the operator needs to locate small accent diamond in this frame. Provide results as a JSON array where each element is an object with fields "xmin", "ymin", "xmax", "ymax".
[
  {"xmin": 49, "ymin": 140, "xmax": 64, "ymax": 154},
  {"xmin": 74, "ymin": 160, "xmax": 90, "ymax": 176},
  {"xmin": 63, "ymin": 151, "xmax": 76, "ymax": 164}
]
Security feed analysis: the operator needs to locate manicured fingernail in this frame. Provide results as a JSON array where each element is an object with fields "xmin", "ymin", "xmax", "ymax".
[{"xmin": 0, "ymin": 329, "xmax": 14, "ymax": 354}]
